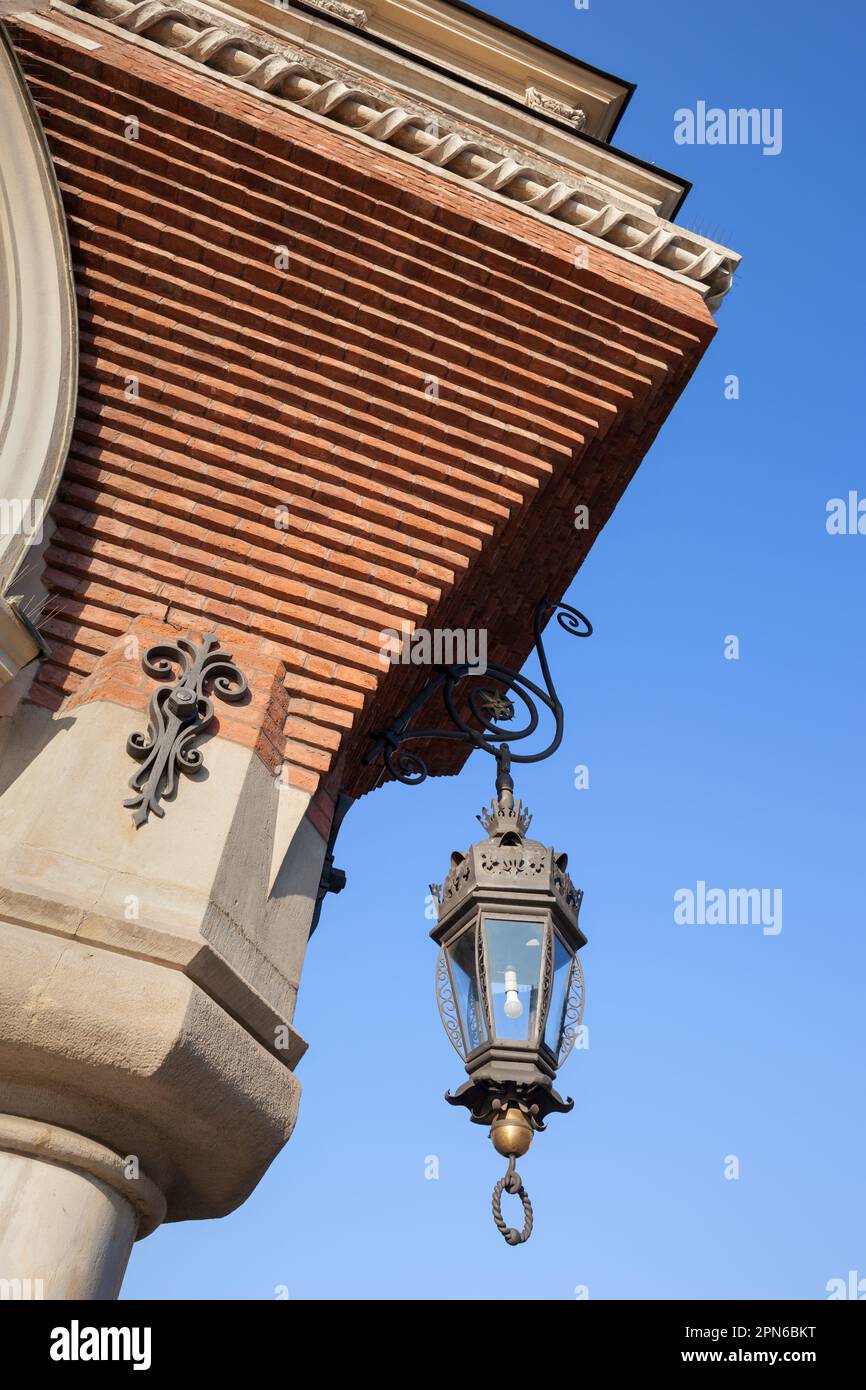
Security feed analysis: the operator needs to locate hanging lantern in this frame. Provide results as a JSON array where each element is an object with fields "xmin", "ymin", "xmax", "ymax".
[{"xmin": 430, "ymin": 748, "xmax": 586, "ymax": 1245}]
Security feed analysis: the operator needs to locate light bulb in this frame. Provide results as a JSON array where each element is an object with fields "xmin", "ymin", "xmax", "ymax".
[{"xmin": 504, "ymin": 968, "xmax": 523, "ymax": 1019}]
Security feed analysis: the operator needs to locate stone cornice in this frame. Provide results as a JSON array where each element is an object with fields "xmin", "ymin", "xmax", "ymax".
[
  {"xmin": 211, "ymin": 0, "xmax": 671, "ymax": 211},
  {"xmin": 54, "ymin": 0, "xmax": 738, "ymax": 308},
  {"xmin": 342, "ymin": 0, "xmax": 632, "ymax": 141}
]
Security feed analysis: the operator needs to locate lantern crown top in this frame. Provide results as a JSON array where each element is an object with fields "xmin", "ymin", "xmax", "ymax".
[{"xmin": 477, "ymin": 794, "xmax": 532, "ymax": 840}]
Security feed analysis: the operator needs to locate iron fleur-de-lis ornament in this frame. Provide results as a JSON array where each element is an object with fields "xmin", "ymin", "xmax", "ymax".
[{"xmin": 125, "ymin": 633, "xmax": 248, "ymax": 827}]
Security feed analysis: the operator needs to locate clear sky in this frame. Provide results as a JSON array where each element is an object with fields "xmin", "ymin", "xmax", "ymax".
[{"xmin": 122, "ymin": 0, "xmax": 865, "ymax": 1299}]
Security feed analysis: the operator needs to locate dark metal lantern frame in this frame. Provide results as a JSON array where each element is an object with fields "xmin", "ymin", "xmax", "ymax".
[{"xmin": 430, "ymin": 757, "xmax": 587, "ymax": 1133}]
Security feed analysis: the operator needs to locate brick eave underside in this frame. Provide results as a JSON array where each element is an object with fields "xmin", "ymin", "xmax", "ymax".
[{"xmin": 9, "ymin": 16, "xmax": 716, "ymax": 801}]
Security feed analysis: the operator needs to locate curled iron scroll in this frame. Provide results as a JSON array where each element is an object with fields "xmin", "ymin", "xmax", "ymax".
[{"xmin": 364, "ymin": 599, "xmax": 592, "ymax": 786}]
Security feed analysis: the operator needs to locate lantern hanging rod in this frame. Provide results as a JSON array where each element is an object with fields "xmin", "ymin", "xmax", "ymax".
[{"xmin": 364, "ymin": 599, "xmax": 592, "ymax": 787}]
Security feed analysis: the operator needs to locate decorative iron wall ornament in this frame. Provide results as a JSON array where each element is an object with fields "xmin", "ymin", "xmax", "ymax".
[
  {"xmin": 125, "ymin": 633, "xmax": 248, "ymax": 827},
  {"xmin": 364, "ymin": 598, "xmax": 591, "ymax": 786}
]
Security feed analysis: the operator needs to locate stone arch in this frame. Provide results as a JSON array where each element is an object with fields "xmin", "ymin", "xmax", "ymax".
[{"xmin": 0, "ymin": 24, "xmax": 77, "ymax": 592}]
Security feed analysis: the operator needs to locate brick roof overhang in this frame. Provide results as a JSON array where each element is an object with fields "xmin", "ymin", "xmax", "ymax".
[{"xmin": 6, "ymin": 12, "xmax": 717, "ymax": 802}]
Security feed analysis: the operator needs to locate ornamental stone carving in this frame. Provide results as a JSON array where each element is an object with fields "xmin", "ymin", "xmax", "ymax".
[
  {"xmin": 525, "ymin": 86, "xmax": 587, "ymax": 131},
  {"xmin": 304, "ymin": 0, "xmax": 367, "ymax": 28}
]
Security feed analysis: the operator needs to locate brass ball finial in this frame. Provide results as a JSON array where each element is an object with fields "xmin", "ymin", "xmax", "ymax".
[{"xmin": 490, "ymin": 1106, "xmax": 534, "ymax": 1158}]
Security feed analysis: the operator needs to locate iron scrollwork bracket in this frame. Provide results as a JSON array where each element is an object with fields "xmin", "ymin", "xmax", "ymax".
[
  {"xmin": 364, "ymin": 599, "xmax": 592, "ymax": 785},
  {"xmin": 125, "ymin": 633, "xmax": 248, "ymax": 827}
]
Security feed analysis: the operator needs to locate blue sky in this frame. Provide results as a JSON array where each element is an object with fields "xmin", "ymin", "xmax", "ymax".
[{"xmin": 123, "ymin": 0, "xmax": 865, "ymax": 1299}]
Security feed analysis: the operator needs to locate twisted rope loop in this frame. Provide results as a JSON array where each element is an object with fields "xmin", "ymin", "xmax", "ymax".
[{"xmin": 491, "ymin": 1157, "xmax": 533, "ymax": 1246}]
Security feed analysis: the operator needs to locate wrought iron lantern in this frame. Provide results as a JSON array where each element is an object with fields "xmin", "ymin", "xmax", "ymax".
[
  {"xmin": 364, "ymin": 597, "xmax": 593, "ymax": 1245},
  {"xmin": 430, "ymin": 748, "xmax": 586, "ymax": 1245}
]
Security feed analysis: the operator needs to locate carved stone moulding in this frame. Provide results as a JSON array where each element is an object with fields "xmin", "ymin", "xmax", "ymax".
[{"xmin": 59, "ymin": 0, "xmax": 740, "ymax": 309}]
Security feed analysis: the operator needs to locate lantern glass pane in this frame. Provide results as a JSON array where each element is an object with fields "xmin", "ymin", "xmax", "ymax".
[
  {"xmin": 483, "ymin": 917, "xmax": 545, "ymax": 1042},
  {"xmin": 543, "ymin": 931, "xmax": 574, "ymax": 1056},
  {"xmin": 447, "ymin": 927, "xmax": 486, "ymax": 1054}
]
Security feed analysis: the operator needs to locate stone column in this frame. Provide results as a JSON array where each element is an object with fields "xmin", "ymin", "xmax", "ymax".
[
  {"xmin": 0, "ymin": 1117, "xmax": 164, "ymax": 1300},
  {"xmin": 0, "ymin": 616, "xmax": 336, "ymax": 1297}
]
